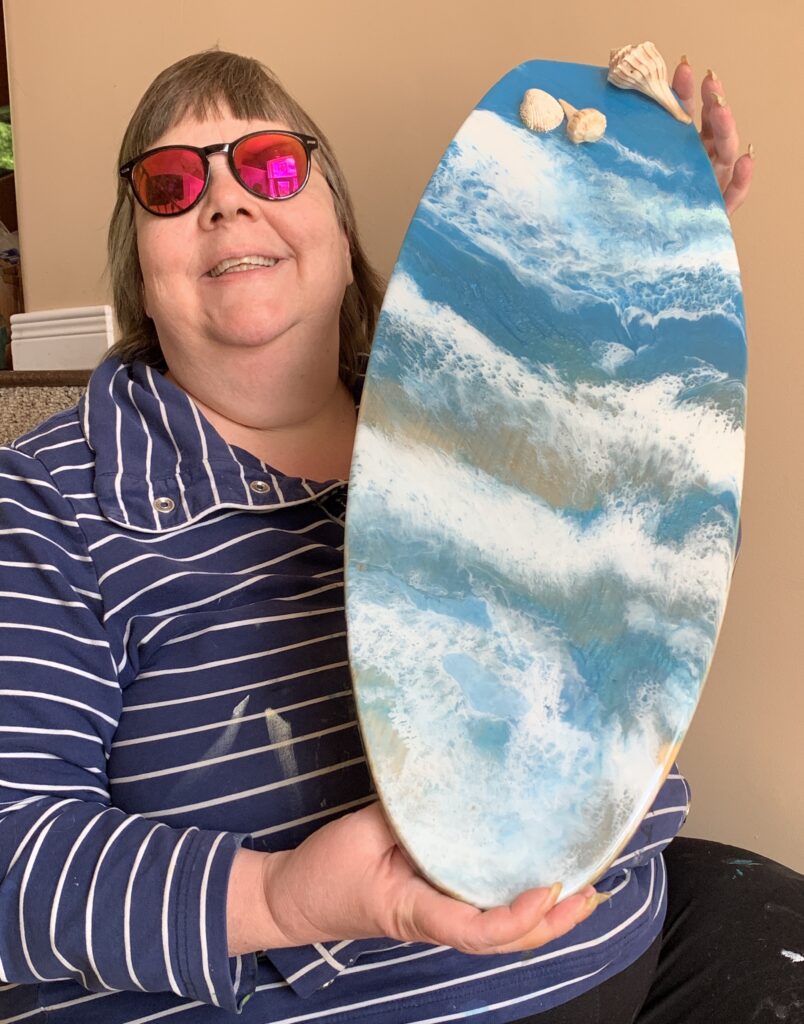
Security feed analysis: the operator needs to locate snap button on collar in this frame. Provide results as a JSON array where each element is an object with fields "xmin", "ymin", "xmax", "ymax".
[
  {"xmin": 153, "ymin": 496, "xmax": 175, "ymax": 513},
  {"xmin": 250, "ymin": 479, "xmax": 270, "ymax": 494}
]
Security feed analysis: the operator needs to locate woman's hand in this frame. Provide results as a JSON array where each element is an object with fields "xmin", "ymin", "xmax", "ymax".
[
  {"xmin": 256, "ymin": 801, "xmax": 604, "ymax": 955},
  {"xmin": 672, "ymin": 57, "xmax": 754, "ymax": 217}
]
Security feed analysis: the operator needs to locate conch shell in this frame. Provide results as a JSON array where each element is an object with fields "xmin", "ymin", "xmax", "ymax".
[
  {"xmin": 607, "ymin": 41, "xmax": 692, "ymax": 124},
  {"xmin": 558, "ymin": 99, "xmax": 607, "ymax": 143},
  {"xmin": 519, "ymin": 88, "xmax": 564, "ymax": 132}
]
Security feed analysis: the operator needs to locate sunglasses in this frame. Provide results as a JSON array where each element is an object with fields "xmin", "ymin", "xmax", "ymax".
[{"xmin": 119, "ymin": 130, "xmax": 320, "ymax": 216}]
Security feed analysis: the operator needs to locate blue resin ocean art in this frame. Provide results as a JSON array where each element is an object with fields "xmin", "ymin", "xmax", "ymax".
[{"xmin": 344, "ymin": 60, "xmax": 746, "ymax": 908}]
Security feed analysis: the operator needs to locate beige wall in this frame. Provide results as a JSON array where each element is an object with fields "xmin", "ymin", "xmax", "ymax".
[{"xmin": 4, "ymin": 0, "xmax": 803, "ymax": 868}]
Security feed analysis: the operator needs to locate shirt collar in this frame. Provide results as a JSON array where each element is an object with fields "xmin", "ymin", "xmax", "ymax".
[{"xmin": 80, "ymin": 357, "xmax": 356, "ymax": 533}]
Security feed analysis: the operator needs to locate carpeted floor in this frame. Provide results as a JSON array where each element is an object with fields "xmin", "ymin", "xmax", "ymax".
[{"xmin": 0, "ymin": 386, "xmax": 86, "ymax": 446}]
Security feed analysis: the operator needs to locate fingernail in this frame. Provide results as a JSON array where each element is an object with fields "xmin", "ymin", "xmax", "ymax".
[
  {"xmin": 748, "ymin": 142, "xmax": 755, "ymax": 159},
  {"xmin": 679, "ymin": 54, "xmax": 689, "ymax": 65},
  {"xmin": 712, "ymin": 93, "xmax": 726, "ymax": 107},
  {"xmin": 584, "ymin": 891, "xmax": 612, "ymax": 913},
  {"xmin": 546, "ymin": 882, "xmax": 563, "ymax": 907},
  {"xmin": 706, "ymin": 68, "xmax": 718, "ymax": 81}
]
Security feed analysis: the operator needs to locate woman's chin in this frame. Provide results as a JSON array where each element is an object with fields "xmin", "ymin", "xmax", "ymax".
[{"xmin": 203, "ymin": 320, "xmax": 297, "ymax": 354}]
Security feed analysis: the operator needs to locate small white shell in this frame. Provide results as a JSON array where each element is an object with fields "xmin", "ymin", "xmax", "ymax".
[
  {"xmin": 608, "ymin": 41, "xmax": 692, "ymax": 124},
  {"xmin": 558, "ymin": 99, "xmax": 607, "ymax": 143},
  {"xmin": 519, "ymin": 89, "xmax": 564, "ymax": 133}
]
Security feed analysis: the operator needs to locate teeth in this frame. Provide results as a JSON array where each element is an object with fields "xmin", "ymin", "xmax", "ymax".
[{"xmin": 209, "ymin": 255, "xmax": 279, "ymax": 277}]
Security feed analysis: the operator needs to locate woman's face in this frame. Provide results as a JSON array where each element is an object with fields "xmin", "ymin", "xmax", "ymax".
[{"xmin": 134, "ymin": 111, "xmax": 353, "ymax": 381}]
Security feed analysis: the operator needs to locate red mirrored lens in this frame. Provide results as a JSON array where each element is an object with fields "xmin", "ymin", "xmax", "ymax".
[
  {"xmin": 132, "ymin": 149, "xmax": 207, "ymax": 214},
  {"xmin": 233, "ymin": 133, "xmax": 309, "ymax": 199}
]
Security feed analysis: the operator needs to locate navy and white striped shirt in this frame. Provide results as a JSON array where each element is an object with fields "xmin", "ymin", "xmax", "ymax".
[{"xmin": 0, "ymin": 357, "xmax": 690, "ymax": 1023}]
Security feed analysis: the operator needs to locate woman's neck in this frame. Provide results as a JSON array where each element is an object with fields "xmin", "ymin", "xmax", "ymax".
[{"xmin": 163, "ymin": 363, "xmax": 358, "ymax": 482}]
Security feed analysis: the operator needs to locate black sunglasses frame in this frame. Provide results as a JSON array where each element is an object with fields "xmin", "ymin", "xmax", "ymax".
[{"xmin": 119, "ymin": 130, "xmax": 320, "ymax": 217}]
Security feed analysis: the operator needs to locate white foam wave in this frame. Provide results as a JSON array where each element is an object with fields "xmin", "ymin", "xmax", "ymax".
[
  {"xmin": 625, "ymin": 599, "xmax": 712, "ymax": 668},
  {"xmin": 623, "ymin": 302, "xmax": 742, "ymax": 330},
  {"xmin": 349, "ymin": 572, "xmax": 682, "ymax": 901},
  {"xmin": 351, "ymin": 423, "xmax": 733, "ymax": 625},
  {"xmin": 602, "ymin": 136, "xmax": 690, "ymax": 178},
  {"xmin": 592, "ymin": 339, "xmax": 634, "ymax": 374},
  {"xmin": 421, "ymin": 109, "xmax": 740, "ymax": 326},
  {"xmin": 383, "ymin": 273, "xmax": 745, "ymax": 501}
]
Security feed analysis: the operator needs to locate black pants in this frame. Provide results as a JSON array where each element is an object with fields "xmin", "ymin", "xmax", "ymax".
[{"xmin": 511, "ymin": 838, "xmax": 804, "ymax": 1023}]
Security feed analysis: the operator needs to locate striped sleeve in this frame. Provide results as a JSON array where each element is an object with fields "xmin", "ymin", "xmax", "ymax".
[
  {"xmin": 0, "ymin": 447, "xmax": 253, "ymax": 1011},
  {"xmin": 601, "ymin": 765, "xmax": 691, "ymax": 876},
  {"xmin": 265, "ymin": 937, "xmax": 400, "ymax": 998}
]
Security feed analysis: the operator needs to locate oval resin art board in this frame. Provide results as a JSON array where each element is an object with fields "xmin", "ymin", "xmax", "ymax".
[{"xmin": 344, "ymin": 58, "xmax": 747, "ymax": 908}]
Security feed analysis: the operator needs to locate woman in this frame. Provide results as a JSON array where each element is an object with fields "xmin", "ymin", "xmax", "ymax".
[{"xmin": 0, "ymin": 48, "xmax": 799, "ymax": 1024}]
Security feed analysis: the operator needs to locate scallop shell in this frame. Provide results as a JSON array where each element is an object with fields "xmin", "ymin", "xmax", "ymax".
[
  {"xmin": 558, "ymin": 99, "xmax": 607, "ymax": 143},
  {"xmin": 519, "ymin": 88, "xmax": 564, "ymax": 133},
  {"xmin": 607, "ymin": 41, "xmax": 692, "ymax": 124}
]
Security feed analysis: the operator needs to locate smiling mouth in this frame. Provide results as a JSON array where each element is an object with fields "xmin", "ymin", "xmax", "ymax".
[{"xmin": 208, "ymin": 256, "xmax": 280, "ymax": 277}]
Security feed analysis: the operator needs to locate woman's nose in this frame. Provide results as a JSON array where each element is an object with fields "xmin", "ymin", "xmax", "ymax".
[{"xmin": 199, "ymin": 152, "xmax": 260, "ymax": 223}]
